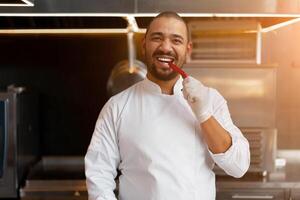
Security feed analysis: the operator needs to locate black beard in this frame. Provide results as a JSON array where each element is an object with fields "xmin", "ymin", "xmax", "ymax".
[{"xmin": 148, "ymin": 63, "xmax": 178, "ymax": 81}]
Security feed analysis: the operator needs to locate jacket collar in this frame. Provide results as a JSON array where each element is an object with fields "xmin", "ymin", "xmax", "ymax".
[{"xmin": 142, "ymin": 76, "xmax": 183, "ymax": 96}]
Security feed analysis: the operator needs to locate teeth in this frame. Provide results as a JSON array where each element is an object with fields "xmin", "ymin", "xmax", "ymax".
[{"xmin": 157, "ymin": 57, "xmax": 173, "ymax": 63}]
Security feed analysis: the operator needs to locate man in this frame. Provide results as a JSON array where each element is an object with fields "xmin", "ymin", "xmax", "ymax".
[{"xmin": 85, "ymin": 11, "xmax": 250, "ymax": 200}]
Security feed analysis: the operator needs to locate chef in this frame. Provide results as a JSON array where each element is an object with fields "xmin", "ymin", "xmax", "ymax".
[{"xmin": 85, "ymin": 11, "xmax": 250, "ymax": 200}]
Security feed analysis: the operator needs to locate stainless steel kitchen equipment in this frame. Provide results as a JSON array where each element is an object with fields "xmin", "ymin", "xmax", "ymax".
[
  {"xmin": 214, "ymin": 128, "xmax": 277, "ymax": 176},
  {"xmin": 20, "ymin": 156, "xmax": 87, "ymax": 200},
  {"xmin": 188, "ymin": 20, "xmax": 261, "ymax": 64},
  {"xmin": 184, "ymin": 64, "xmax": 278, "ymax": 175},
  {"xmin": 1, "ymin": 0, "xmax": 300, "ymax": 15},
  {"xmin": 0, "ymin": 85, "xmax": 40, "ymax": 198},
  {"xmin": 184, "ymin": 65, "xmax": 277, "ymax": 128},
  {"xmin": 107, "ymin": 59, "xmax": 146, "ymax": 97}
]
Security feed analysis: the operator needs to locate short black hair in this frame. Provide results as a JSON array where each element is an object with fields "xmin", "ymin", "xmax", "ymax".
[{"xmin": 145, "ymin": 11, "xmax": 190, "ymax": 42}]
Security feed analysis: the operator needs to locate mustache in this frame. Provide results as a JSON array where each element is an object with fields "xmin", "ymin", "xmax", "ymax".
[{"xmin": 152, "ymin": 50, "xmax": 177, "ymax": 59}]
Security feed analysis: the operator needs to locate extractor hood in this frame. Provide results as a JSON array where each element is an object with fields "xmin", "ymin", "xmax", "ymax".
[
  {"xmin": 0, "ymin": 0, "xmax": 300, "ymax": 32},
  {"xmin": 0, "ymin": 0, "xmax": 300, "ymax": 15}
]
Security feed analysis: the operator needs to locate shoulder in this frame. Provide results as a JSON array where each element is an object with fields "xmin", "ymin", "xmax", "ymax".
[
  {"xmin": 110, "ymin": 81, "xmax": 142, "ymax": 104},
  {"xmin": 104, "ymin": 81, "xmax": 143, "ymax": 117}
]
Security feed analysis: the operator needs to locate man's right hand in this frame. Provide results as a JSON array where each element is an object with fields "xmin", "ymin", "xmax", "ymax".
[{"xmin": 182, "ymin": 76, "xmax": 212, "ymax": 123}]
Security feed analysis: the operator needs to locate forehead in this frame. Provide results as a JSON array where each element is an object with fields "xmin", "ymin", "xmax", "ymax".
[{"xmin": 147, "ymin": 17, "xmax": 188, "ymax": 39}]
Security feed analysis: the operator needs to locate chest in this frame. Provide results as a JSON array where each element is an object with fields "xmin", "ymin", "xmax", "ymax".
[{"xmin": 117, "ymin": 94, "xmax": 205, "ymax": 162}]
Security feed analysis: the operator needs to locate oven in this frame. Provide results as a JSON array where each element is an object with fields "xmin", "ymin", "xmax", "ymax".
[{"xmin": 0, "ymin": 85, "xmax": 40, "ymax": 198}]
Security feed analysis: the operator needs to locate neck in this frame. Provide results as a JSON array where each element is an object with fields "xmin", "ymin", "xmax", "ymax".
[{"xmin": 146, "ymin": 73, "xmax": 180, "ymax": 95}]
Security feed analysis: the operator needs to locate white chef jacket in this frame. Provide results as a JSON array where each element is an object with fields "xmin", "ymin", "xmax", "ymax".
[{"xmin": 85, "ymin": 77, "xmax": 250, "ymax": 200}]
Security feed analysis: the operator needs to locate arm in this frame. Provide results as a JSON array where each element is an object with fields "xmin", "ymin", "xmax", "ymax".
[
  {"xmin": 202, "ymin": 100, "xmax": 250, "ymax": 178},
  {"xmin": 200, "ymin": 116, "xmax": 232, "ymax": 154},
  {"xmin": 85, "ymin": 99, "xmax": 120, "ymax": 200},
  {"xmin": 183, "ymin": 77, "xmax": 250, "ymax": 178}
]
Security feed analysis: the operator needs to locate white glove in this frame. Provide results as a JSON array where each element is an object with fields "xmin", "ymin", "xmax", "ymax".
[{"xmin": 182, "ymin": 76, "xmax": 212, "ymax": 123}]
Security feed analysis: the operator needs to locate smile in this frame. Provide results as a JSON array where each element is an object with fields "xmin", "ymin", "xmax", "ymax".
[{"xmin": 156, "ymin": 56, "xmax": 174, "ymax": 63}]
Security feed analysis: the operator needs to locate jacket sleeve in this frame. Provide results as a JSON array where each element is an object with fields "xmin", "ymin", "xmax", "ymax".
[
  {"xmin": 85, "ymin": 98, "xmax": 120, "ymax": 200},
  {"xmin": 209, "ymin": 90, "xmax": 250, "ymax": 178}
]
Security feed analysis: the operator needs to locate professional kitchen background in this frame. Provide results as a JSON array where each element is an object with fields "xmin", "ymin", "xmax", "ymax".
[
  {"xmin": 1, "ymin": 0, "xmax": 300, "ymax": 199},
  {"xmin": 1, "ymin": 18, "xmax": 300, "ymax": 153}
]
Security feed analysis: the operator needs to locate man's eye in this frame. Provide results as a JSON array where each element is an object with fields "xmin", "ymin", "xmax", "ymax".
[
  {"xmin": 173, "ymin": 39, "xmax": 183, "ymax": 44},
  {"xmin": 151, "ymin": 37, "xmax": 161, "ymax": 41}
]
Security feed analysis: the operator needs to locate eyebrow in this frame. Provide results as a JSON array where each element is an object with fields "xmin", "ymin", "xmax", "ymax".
[
  {"xmin": 149, "ymin": 32, "xmax": 163, "ymax": 37},
  {"xmin": 172, "ymin": 34, "xmax": 184, "ymax": 41},
  {"xmin": 150, "ymin": 32, "xmax": 185, "ymax": 41}
]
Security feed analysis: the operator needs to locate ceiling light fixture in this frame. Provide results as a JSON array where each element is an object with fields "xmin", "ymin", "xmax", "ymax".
[
  {"xmin": 0, "ymin": 13, "xmax": 299, "ymax": 34},
  {"xmin": 0, "ymin": 28, "xmax": 130, "ymax": 34},
  {"xmin": 0, "ymin": 0, "xmax": 34, "ymax": 7},
  {"xmin": 0, "ymin": 13, "xmax": 299, "ymax": 17}
]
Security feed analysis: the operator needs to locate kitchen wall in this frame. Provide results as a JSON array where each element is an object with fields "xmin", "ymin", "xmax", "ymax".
[
  {"xmin": 1, "ymin": 21, "xmax": 299, "ymax": 156},
  {"xmin": 0, "ymin": 34, "xmax": 128, "ymax": 155},
  {"xmin": 262, "ymin": 21, "xmax": 300, "ymax": 149}
]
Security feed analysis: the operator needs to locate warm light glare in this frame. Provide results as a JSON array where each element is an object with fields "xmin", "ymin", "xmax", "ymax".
[
  {"xmin": 262, "ymin": 17, "xmax": 300, "ymax": 32},
  {"xmin": 128, "ymin": 67, "xmax": 135, "ymax": 74}
]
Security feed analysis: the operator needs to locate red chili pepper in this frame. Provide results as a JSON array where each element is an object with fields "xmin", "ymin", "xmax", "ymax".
[{"xmin": 168, "ymin": 62, "xmax": 188, "ymax": 79}]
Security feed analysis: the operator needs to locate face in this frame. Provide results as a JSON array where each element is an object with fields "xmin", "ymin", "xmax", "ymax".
[{"xmin": 143, "ymin": 17, "xmax": 192, "ymax": 81}]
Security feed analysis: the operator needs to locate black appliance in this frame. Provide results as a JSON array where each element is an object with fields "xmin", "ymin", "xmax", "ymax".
[{"xmin": 0, "ymin": 85, "xmax": 39, "ymax": 198}]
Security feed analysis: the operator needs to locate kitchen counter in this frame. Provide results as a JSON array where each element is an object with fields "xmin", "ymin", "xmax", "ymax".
[
  {"xmin": 215, "ymin": 156, "xmax": 300, "ymax": 199},
  {"xmin": 21, "ymin": 152, "xmax": 300, "ymax": 199},
  {"xmin": 20, "ymin": 156, "xmax": 87, "ymax": 200},
  {"xmin": 217, "ymin": 150, "xmax": 300, "ymax": 189}
]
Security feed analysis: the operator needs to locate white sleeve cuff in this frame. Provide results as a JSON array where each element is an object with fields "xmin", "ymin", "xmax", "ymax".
[{"xmin": 208, "ymin": 135, "xmax": 250, "ymax": 178}]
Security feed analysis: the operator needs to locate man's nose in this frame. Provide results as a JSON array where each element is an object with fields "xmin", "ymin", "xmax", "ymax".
[{"xmin": 159, "ymin": 39, "xmax": 172, "ymax": 52}]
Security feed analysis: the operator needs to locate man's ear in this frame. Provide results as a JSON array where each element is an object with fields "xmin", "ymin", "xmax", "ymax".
[
  {"xmin": 142, "ymin": 37, "xmax": 146, "ymax": 56},
  {"xmin": 186, "ymin": 41, "xmax": 193, "ymax": 61}
]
